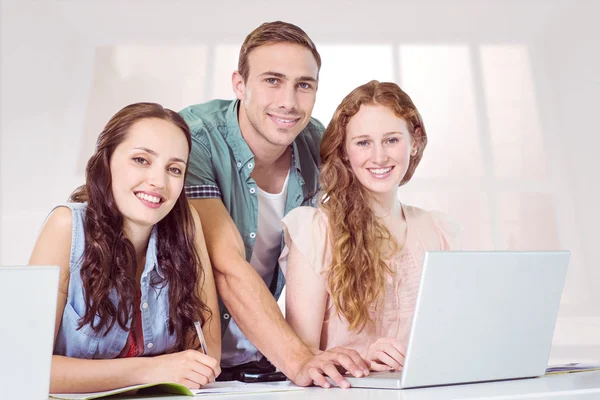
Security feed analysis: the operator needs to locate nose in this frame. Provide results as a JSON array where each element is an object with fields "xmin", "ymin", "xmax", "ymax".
[
  {"xmin": 146, "ymin": 165, "xmax": 167, "ymax": 189},
  {"xmin": 276, "ymin": 84, "xmax": 298, "ymax": 111},
  {"xmin": 372, "ymin": 143, "xmax": 389, "ymax": 165}
]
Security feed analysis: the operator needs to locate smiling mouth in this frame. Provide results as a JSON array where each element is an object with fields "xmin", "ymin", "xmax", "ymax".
[
  {"xmin": 267, "ymin": 114, "xmax": 301, "ymax": 127},
  {"xmin": 367, "ymin": 166, "xmax": 394, "ymax": 177},
  {"xmin": 135, "ymin": 192, "xmax": 165, "ymax": 206}
]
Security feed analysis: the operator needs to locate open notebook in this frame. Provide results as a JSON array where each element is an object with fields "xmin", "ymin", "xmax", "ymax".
[{"xmin": 50, "ymin": 381, "xmax": 302, "ymax": 399}]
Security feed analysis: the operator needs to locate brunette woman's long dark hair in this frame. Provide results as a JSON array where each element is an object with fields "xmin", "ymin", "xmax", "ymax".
[{"xmin": 70, "ymin": 102, "xmax": 209, "ymax": 351}]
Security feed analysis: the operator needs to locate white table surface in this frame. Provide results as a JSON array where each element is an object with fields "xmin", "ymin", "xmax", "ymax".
[{"xmin": 52, "ymin": 370, "xmax": 600, "ymax": 400}]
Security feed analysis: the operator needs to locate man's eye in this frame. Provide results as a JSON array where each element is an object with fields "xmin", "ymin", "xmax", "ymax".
[
  {"xmin": 298, "ymin": 82, "xmax": 312, "ymax": 90},
  {"xmin": 266, "ymin": 78, "xmax": 279, "ymax": 85}
]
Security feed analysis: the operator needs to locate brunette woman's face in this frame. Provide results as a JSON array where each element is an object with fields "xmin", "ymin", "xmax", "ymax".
[{"xmin": 109, "ymin": 118, "xmax": 189, "ymax": 228}]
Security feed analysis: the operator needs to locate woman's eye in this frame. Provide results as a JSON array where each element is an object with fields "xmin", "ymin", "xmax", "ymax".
[
  {"xmin": 133, "ymin": 157, "xmax": 148, "ymax": 165},
  {"xmin": 357, "ymin": 140, "xmax": 369, "ymax": 147},
  {"xmin": 386, "ymin": 137, "xmax": 399, "ymax": 144},
  {"xmin": 169, "ymin": 167, "xmax": 183, "ymax": 175}
]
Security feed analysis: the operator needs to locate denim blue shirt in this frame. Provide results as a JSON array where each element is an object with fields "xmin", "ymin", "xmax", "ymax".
[
  {"xmin": 53, "ymin": 203, "xmax": 176, "ymax": 359},
  {"xmin": 180, "ymin": 99, "xmax": 323, "ymax": 337}
]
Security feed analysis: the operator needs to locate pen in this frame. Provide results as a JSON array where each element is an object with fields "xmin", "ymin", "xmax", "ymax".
[{"xmin": 194, "ymin": 320, "xmax": 208, "ymax": 355}]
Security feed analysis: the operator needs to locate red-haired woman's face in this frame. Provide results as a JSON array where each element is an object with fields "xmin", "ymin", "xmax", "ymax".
[
  {"xmin": 109, "ymin": 118, "xmax": 189, "ymax": 229},
  {"xmin": 344, "ymin": 104, "xmax": 416, "ymax": 197}
]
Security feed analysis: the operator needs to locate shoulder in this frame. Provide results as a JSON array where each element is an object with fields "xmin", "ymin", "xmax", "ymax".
[
  {"xmin": 297, "ymin": 117, "xmax": 324, "ymax": 146},
  {"xmin": 179, "ymin": 100, "xmax": 233, "ymax": 145},
  {"xmin": 404, "ymin": 204, "xmax": 462, "ymax": 250},
  {"xmin": 45, "ymin": 205, "xmax": 74, "ymax": 234},
  {"xmin": 283, "ymin": 206, "xmax": 325, "ymax": 229}
]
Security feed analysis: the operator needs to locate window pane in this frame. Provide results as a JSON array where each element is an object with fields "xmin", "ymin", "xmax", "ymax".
[
  {"xmin": 79, "ymin": 45, "xmax": 208, "ymax": 171},
  {"xmin": 497, "ymin": 192, "xmax": 559, "ymax": 250},
  {"xmin": 312, "ymin": 45, "xmax": 395, "ymax": 125},
  {"xmin": 399, "ymin": 45, "xmax": 483, "ymax": 178},
  {"xmin": 480, "ymin": 45, "xmax": 546, "ymax": 178},
  {"xmin": 397, "ymin": 189, "xmax": 492, "ymax": 250}
]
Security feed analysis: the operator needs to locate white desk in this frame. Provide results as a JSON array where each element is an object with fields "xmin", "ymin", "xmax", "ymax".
[{"xmin": 64, "ymin": 371, "xmax": 600, "ymax": 400}]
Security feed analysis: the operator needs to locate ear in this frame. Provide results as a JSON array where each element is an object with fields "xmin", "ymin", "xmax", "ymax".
[
  {"xmin": 411, "ymin": 126, "xmax": 423, "ymax": 156},
  {"xmin": 232, "ymin": 71, "xmax": 246, "ymax": 101}
]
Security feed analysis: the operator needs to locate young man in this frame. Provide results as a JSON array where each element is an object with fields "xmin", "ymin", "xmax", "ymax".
[{"xmin": 180, "ymin": 21, "xmax": 369, "ymax": 388}]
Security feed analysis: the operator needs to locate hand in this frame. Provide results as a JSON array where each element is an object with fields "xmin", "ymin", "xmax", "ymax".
[
  {"xmin": 366, "ymin": 337, "xmax": 406, "ymax": 371},
  {"xmin": 292, "ymin": 347, "xmax": 371, "ymax": 389},
  {"xmin": 144, "ymin": 350, "xmax": 221, "ymax": 388}
]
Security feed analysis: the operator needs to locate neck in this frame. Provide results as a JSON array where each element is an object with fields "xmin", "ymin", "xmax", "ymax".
[
  {"xmin": 369, "ymin": 189, "xmax": 401, "ymax": 221},
  {"xmin": 238, "ymin": 103, "xmax": 290, "ymax": 168},
  {"xmin": 122, "ymin": 220, "xmax": 152, "ymax": 262}
]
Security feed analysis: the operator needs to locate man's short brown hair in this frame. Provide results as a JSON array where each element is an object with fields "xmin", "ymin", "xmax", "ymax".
[{"xmin": 238, "ymin": 21, "xmax": 321, "ymax": 82}]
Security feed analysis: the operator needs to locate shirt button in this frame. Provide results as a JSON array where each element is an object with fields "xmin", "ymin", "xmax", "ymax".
[
  {"xmin": 247, "ymin": 163, "xmax": 253, "ymax": 169},
  {"xmin": 142, "ymin": 302, "xmax": 148, "ymax": 310},
  {"xmin": 147, "ymin": 342, "xmax": 154, "ymax": 349},
  {"xmin": 223, "ymin": 313, "xmax": 230, "ymax": 320},
  {"xmin": 237, "ymin": 162, "xmax": 242, "ymax": 168},
  {"xmin": 250, "ymin": 232, "xmax": 256, "ymax": 239},
  {"xmin": 249, "ymin": 187, "xmax": 256, "ymax": 194}
]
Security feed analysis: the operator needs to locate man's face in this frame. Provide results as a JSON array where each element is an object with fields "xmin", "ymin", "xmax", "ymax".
[{"xmin": 234, "ymin": 43, "xmax": 319, "ymax": 148}]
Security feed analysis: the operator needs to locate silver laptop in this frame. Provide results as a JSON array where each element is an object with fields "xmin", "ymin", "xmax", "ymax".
[
  {"xmin": 344, "ymin": 251, "xmax": 570, "ymax": 389},
  {"xmin": 0, "ymin": 266, "xmax": 60, "ymax": 399}
]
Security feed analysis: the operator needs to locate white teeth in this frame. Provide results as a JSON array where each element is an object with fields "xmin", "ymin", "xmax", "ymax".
[
  {"xmin": 136, "ymin": 193, "xmax": 160, "ymax": 204},
  {"xmin": 274, "ymin": 117, "xmax": 296, "ymax": 123},
  {"xmin": 369, "ymin": 167, "xmax": 392, "ymax": 175}
]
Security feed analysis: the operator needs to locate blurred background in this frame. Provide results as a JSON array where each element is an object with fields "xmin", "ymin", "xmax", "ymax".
[{"xmin": 1, "ymin": 0, "xmax": 599, "ymax": 363}]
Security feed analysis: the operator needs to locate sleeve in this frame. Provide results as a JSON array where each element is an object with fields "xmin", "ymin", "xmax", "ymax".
[
  {"xmin": 429, "ymin": 211, "xmax": 464, "ymax": 250},
  {"xmin": 183, "ymin": 121, "xmax": 222, "ymax": 199},
  {"xmin": 278, "ymin": 206, "xmax": 331, "ymax": 278}
]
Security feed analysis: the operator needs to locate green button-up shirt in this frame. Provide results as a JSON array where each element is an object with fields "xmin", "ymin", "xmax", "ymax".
[{"xmin": 180, "ymin": 99, "xmax": 324, "ymax": 335}]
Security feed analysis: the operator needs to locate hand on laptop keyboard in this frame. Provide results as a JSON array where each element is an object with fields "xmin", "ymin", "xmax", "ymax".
[{"xmin": 366, "ymin": 337, "xmax": 407, "ymax": 371}]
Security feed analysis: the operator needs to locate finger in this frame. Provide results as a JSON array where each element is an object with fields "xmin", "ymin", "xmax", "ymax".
[
  {"xmin": 184, "ymin": 370, "xmax": 210, "ymax": 387},
  {"xmin": 390, "ymin": 339, "xmax": 408, "ymax": 356},
  {"xmin": 369, "ymin": 360, "xmax": 391, "ymax": 372},
  {"xmin": 308, "ymin": 366, "xmax": 331, "ymax": 389},
  {"xmin": 190, "ymin": 363, "xmax": 216, "ymax": 383},
  {"xmin": 181, "ymin": 378, "xmax": 201, "ymax": 389},
  {"xmin": 332, "ymin": 348, "xmax": 371, "ymax": 375},
  {"xmin": 374, "ymin": 350, "xmax": 402, "ymax": 370},
  {"xmin": 321, "ymin": 362, "xmax": 350, "ymax": 389},
  {"xmin": 380, "ymin": 345, "xmax": 405, "ymax": 368},
  {"xmin": 191, "ymin": 353, "xmax": 220, "ymax": 380},
  {"xmin": 325, "ymin": 352, "xmax": 364, "ymax": 378}
]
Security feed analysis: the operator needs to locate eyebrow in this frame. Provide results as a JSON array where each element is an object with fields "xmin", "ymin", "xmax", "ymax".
[
  {"xmin": 351, "ymin": 132, "xmax": 404, "ymax": 139},
  {"xmin": 133, "ymin": 147, "xmax": 187, "ymax": 164},
  {"xmin": 260, "ymin": 71, "xmax": 318, "ymax": 83}
]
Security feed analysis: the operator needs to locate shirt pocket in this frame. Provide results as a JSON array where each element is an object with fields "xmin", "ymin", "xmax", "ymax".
[{"xmin": 60, "ymin": 302, "xmax": 100, "ymax": 359}]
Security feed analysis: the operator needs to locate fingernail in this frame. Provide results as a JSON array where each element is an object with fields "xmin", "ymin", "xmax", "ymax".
[
  {"xmin": 324, "ymin": 382, "xmax": 331, "ymax": 388},
  {"xmin": 342, "ymin": 381, "xmax": 350, "ymax": 389},
  {"xmin": 363, "ymin": 369, "xmax": 370, "ymax": 376}
]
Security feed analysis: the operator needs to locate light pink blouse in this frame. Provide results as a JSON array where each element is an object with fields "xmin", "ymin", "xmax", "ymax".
[{"xmin": 280, "ymin": 203, "xmax": 460, "ymax": 356}]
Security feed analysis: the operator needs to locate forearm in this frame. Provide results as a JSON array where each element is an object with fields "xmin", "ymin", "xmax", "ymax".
[
  {"xmin": 50, "ymin": 355, "xmax": 151, "ymax": 393},
  {"xmin": 216, "ymin": 268, "xmax": 312, "ymax": 378}
]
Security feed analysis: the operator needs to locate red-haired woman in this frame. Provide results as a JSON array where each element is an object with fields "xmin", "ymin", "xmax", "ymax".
[
  {"xmin": 281, "ymin": 81, "xmax": 461, "ymax": 372},
  {"xmin": 29, "ymin": 103, "xmax": 221, "ymax": 393}
]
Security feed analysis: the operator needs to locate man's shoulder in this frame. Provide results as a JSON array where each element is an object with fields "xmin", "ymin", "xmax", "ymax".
[
  {"xmin": 179, "ymin": 99, "xmax": 234, "ymax": 131},
  {"xmin": 295, "ymin": 116, "xmax": 325, "ymax": 154}
]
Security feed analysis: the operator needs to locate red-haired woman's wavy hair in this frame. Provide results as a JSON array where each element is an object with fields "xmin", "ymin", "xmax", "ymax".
[
  {"xmin": 319, "ymin": 80, "xmax": 427, "ymax": 332},
  {"xmin": 70, "ymin": 102, "xmax": 210, "ymax": 351}
]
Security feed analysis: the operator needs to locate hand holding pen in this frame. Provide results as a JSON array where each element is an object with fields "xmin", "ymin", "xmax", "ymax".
[{"xmin": 140, "ymin": 320, "xmax": 220, "ymax": 389}]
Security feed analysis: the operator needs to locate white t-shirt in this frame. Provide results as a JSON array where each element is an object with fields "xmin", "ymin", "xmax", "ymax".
[{"xmin": 221, "ymin": 171, "xmax": 290, "ymax": 367}]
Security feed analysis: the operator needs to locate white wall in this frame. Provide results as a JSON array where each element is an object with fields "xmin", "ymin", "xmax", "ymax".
[{"xmin": 2, "ymin": 0, "xmax": 599, "ymax": 362}]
